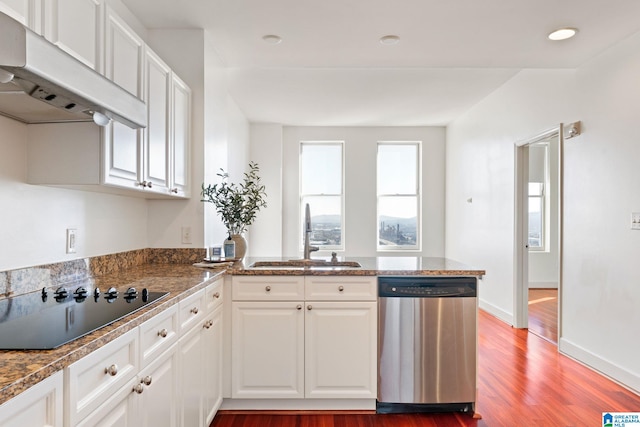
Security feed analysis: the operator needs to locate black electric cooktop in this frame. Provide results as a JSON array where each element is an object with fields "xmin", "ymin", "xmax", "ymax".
[{"xmin": 0, "ymin": 286, "xmax": 168, "ymax": 350}]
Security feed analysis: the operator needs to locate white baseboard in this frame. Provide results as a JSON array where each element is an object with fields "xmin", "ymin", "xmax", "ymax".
[
  {"xmin": 220, "ymin": 398, "xmax": 376, "ymax": 411},
  {"xmin": 479, "ymin": 299, "xmax": 514, "ymax": 326},
  {"xmin": 559, "ymin": 338, "xmax": 640, "ymax": 395}
]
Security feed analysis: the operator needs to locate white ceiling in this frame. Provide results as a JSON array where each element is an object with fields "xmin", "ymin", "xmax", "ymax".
[{"xmin": 121, "ymin": 0, "xmax": 640, "ymax": 126}]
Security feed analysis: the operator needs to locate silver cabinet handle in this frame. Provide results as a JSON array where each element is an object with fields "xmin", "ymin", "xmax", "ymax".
[
  {"xmin": 133, "ymin": 383, "xmax": 144, "ymax": 394},
  {"xmin": 213, "ymin": 292, "xmax": 220, "ymax": 299},
  {"xmin": 307, "ymin": 305, "xmax": 312, "ymax": 310},
  {"xmin": 141, "ymin": 376, "xmax": 152, "ymax": 386},
  {"xmin": 147, "ymin": 181, "xmax": 153, "ymax": 188},
  {"xmin": 104, "ymin": 364, "xmax": 118, "ymax": 376},
  {"xmin": 297, "ymin": 305, "xmax": 302, "ymax": 310},
  {"xmin": 191, "ymin": 307, "xmax": 199, "ymax": 315},
  {"xmin": 158, "ymin": 328, "xmax": 168, "ymax": 338},
  {"xmin": 265, "ymin": 286, "xmax": 271, "ymax": 292},
  {"xmin": 170, "ymin": 188, "xmax": 178, "ymax": 194},
  {"xmin": 203, "ymin": 320, "xmax": 213, "ymax": 329},
  {"xmin": 338, "ymin": 286, "xmax": 344, "ymax": 292}
]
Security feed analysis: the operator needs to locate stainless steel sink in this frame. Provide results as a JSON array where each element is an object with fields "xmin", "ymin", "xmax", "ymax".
[{"xmin": 250, "ymin": 260, "xmax": 362, "ymax": 268}]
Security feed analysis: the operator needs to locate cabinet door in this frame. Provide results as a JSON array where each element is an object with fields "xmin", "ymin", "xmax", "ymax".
[
  {"xmin": 143, "ymin": 48, "xmax": 171, "ymax": 194},
  {"xmin": 102, "ymin": 5, "xmax": 144, "ymax": 189},
  {"xmin": 179, "ymin": 321, "xmax": 205, "ymax": 427},
  {"xmin": 137, "ymin": 344, "xmax": 179, "ymax": 427},
  {"xmin": 76, "ymin": 377, "xmax": 139, "ymax": 427},
  {"xmin": 304, "ymin": 301, "xmax": 377, "ymax": 399},
  {"xmin": 44, "ymin": 0, "xmax": 103, "ymax": 70},
  {"xmin": 0, "ymin": 371, "xmax": 63, "ymax": 427},
  {"xmin": 0, "ymin": 0, "xmax": 29, "ymax": 25},
  {"xmin": 232, "ymin": 301, "xmax": 304, "ymax": 398},
  {"xmin": 169, "ymin": 73, "xmax": 191, "ymax": 197},
  {"xmin": 203, "ymin": 305, "xmax": 223, "ymax": 425}
]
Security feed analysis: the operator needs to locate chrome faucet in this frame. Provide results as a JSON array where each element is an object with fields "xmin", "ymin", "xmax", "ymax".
[{"xmin": 303, "ymin": 203, "xmax": 319, "ymax": 260}]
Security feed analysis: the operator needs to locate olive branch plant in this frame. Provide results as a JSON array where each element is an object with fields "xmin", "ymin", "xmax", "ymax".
[{"xmin": 200, "ymin": 161, "xmax": 267, "ymax": 236}]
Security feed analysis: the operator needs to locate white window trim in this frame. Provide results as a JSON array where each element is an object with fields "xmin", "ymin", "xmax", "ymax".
[
  {"xmin": 299, "ymin": 141, "xmax": 345, "ymax": 252},
  {"xmin": 376, "ymin": 141, "xmax": 422, "ymax": 252},
  {"xmin": 528, "ymin": 143, "xmax": 550, "ymax": 252}
]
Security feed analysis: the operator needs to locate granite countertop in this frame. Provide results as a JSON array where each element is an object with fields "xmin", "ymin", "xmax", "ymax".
[
  {"xmin": 0, "ymin": 264, "xmax": 225, "ymax": 405},
  {"xmin": 0, "ymin": 256, "xmax": 484, "ymax": 406},
  {"xmin": 226, "ymin": 256, "xmax": 486, "ymax": 277}
]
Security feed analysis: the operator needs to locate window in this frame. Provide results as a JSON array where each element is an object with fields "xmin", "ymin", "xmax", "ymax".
[
  {"xmin": 528, "ymin": 143, "xmax": 549, "ymax": 251},
  {"xmin": 300, "ymin": 142, "xmax": 344, "ymax": 250},
  {"xmin": 377, "ymin": 142, "xmax": 421, "ymax": 250}
]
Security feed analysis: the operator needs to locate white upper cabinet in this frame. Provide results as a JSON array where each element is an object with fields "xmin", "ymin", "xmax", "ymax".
[
  {"xmin": 102, "ymin": 5, "xmax": 144, "ymax": 190},
  {"xmin": 0, "ymin": 0, "xmax": 43, "ymax": 34},
  {"xmin": 44, "ymin": 0, "xmax": 103, "ymax": 71},
  {"xmin": 143, "ymin": 48, "xmax": 171, "ymax": 194},
  {"xmin": 170, "ymin": 73, "xmax": 191, "ymax": 197}
]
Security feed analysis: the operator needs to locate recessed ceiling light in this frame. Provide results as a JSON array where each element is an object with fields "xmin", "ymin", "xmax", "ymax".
[
  {"xmin": 548, "ymin": 28, "xmax": 578, "ymax": 41},
  {"xmin": 380, "ymin": 35, "xmax": 400, "ymax": 45},
  {"xmin": 262, "ymin": 34, "xmax": 282, "ymax": 45}
]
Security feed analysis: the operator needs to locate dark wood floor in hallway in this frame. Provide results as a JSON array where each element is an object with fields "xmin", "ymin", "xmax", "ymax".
[{"xmin": 211, "ymin": 310, "xmax": 640, "ymax": 427}]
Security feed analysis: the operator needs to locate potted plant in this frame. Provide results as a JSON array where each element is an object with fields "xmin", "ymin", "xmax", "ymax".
[{"xmin": 201, "ymin": 161, "xmax": 267, "ymax": 259}]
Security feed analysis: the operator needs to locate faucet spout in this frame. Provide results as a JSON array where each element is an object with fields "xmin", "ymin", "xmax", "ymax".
[{"xmin": 303, "ymin": 203, "xmax": 319, "ymax": 260}]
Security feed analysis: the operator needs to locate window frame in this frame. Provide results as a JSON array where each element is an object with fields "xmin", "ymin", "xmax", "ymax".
[
  {"xmin": 528, "ymin": 142, "xmax": 549, "ymax": 252},
  {"xmin": 299, "ymin": 141, "xmax": 345, "ymax": 252},
  {"xmin": 376, "ymin": 141, "xmax": 422, "ymax": 252}
]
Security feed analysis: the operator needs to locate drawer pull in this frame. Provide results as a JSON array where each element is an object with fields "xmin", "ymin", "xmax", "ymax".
[
  {"xmin": 213, "ymin": 292, "xmax": 220, "ymax": 299},
  {"xmin": 297, "ymin": 305, "xmax": 302, "ymax": 310},
  {"xmin": 142, "ymin": 376, "xmax": 152, "ymax": 386},
  {"xmin": 104, "ymin": 364, "xmax": 118, "ymax": 376},
  {"xmin": 133, "ymin": 383, "xmax": 144, "ymax": 394},
  {"xmin": 204, "ymin": 320, "xmax": 213, "ymax": 329},
  {"xmin": 338, "ymin": 286, "xmax": 344, "ymax": 292},
  {"xmin": 307, "ymin": 305, "xmax": 313, "ymax": 311},
  {"xmin": 191, "ymin": 307, "xmax": 199, "ymax": 315},
  {"xmin": 265, "ymin": 286, "xmax": 271, "ymax": 292},
  {"xmin": 158, "ymin": 328, "xmax": 168, "ymax": 338}
]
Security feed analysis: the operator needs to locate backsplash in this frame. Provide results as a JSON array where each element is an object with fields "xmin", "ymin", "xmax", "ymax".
[{"xmin": 0, "ymin": 248, "xmax": 206, "ymax": 300}]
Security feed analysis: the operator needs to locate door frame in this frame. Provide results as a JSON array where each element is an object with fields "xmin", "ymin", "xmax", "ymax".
[{"xmin": 513, "ymin": 125, "xmax": 564, "ymax": 331}]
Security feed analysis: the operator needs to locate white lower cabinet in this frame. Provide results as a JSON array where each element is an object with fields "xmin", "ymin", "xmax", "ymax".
[
  {"xmin": 137, "ymin": 343, "xmax": 179, "ymax": 427},
  {"xmin": 0, "ymin": 371, "xmax": 63, "ymax": 427},
  {"xmin": 230, "ymin": 276, "xmax": 377, "ymax": 403},
  {"xmin": 57, "ymin": 279, "xmax": 224, "ymax": 427},
  {"xmin": 231, "ymin": 301, "xmax": 305, "ymax": 398},
  {"xmin": 179, "ymin": 278, "xmax": 224, "ymax": 427}
]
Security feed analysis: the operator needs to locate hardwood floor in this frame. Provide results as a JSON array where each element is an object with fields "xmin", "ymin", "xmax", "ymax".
[
  {"xmin": 211, "ymin": 310, "xmax": 640, "ymax": 427},
  {"xmin": 528, "ymin": 288, "xmax": 558, "ymax": 343}
]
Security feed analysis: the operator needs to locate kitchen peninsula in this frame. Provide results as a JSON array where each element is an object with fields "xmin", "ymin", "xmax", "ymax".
[{"xmin": 0, "ymin": 253, "xmax": 484, "ymax": 425}]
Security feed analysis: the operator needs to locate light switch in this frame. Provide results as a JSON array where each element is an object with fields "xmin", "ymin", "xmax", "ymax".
[{"xmin": 631, "ymin": 213, "xmax": 640, "ymax": 230}]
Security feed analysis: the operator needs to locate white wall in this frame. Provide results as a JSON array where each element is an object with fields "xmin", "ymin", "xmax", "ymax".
[
  {"xmin": 273, "ymin": 126, "xmax": 445, "ymax": 258},
  {"xmin": 0, "ymin": 115, "xmax": 149, "ymax": 271},
  {"xmin": 446, "ymin": 32, "xmax": 640, "ymax": 393},
  {"xmin": 248, "ymin": 123, "xmax": 283, "ymax": 257}
]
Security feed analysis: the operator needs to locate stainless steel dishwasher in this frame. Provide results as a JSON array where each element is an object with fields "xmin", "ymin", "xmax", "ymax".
[{"xmin": 377, "ymin": 276, "xmax": 477, "ymax": 414}]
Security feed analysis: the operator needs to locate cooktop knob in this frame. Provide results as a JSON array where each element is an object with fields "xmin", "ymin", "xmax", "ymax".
[
  {"xmin": 54, "ymin": 287, "xmax": 68, "ymax": 301},
  {"xmin": 93, "ymin": 288, "xmax": 101, "ymax": 299},
  {"xmin": 41, "ymin": 287, "xmax": 48, "ymax": 302},
  {"xmin": 105, "ymin": 287, "xmax": 118, "ymax": 302}
]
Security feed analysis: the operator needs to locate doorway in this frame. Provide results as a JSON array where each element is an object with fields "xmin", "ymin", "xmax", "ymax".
[{"xmin": 514, "ymin": 126, "xmax": 563, "ymax": 343}]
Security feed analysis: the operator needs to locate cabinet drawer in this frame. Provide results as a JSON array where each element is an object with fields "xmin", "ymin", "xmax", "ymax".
[
  {"xmin": 139, "ymin": 303, "xmax": 179, "ymax": 368},
  {"xmin": 65, "ymin": 328, "xmax": 138, "ymax": 426},
  {"xmin": 179, "ymin": 289, "xmax": 206, "ymax": 333},
  {"xmin": 206, "ymin": 278, "xmax": 224, "ymax": 312},
  {"xmin": 305, "ymin": 277, "xmax": 377, "ymax": 301},
  {"xmin": 232, "ymin": 276, "xmax": 304, "ymax": 301}
]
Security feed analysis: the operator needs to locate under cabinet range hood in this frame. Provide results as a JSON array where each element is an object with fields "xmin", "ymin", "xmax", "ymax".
[{"xmin": 0, "ymin": 12, "xmax": 146, "ymax": 128}]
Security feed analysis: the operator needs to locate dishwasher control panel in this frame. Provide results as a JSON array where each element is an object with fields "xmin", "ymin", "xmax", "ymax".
[{"xmin": 378, "ymin": 276, "xmax": 477, "ymax": 298}]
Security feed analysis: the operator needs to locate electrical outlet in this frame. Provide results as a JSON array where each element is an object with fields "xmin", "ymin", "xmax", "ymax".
[
  {"xmin": 66, "ymin": 228, "xmax": 77, "ymax": 253},
  {"xmin": 181, "ymin": 226, "xmax": 192, "ymax": 244},
  {"xmin": 632, "ymin": 213, "xmax": 640, "ymax": 230}
]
